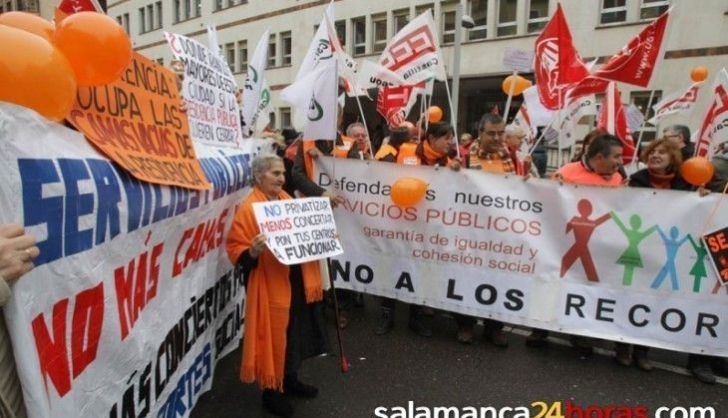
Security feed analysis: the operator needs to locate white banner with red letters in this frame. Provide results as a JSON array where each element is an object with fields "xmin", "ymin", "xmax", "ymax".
[
  {"xmin": 0, "ymin": 103, "xmax": 264, "ymax": 418},
  {"xmin": 315, "ymin": 157, "xmax": 728, "ymax": 357}
]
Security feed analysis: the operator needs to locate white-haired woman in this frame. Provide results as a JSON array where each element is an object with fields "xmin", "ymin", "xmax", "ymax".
[{"xmin": 226, "ymin": 154, "xmax": 328, "ymax": 417}]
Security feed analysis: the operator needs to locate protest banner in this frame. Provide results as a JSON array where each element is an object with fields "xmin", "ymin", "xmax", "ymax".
[
  {"xmin": 253, "ymin": 197, "xmax": 343, "ymax": 265},
  {"xmin": 703, "ymin": 226, "xmax": 728, "ymax": 286},
  {"xmin": 165, "ymin": 32, "xmax": 243, "ymax": 149},
  {"xmin": 68, "ymin": 52, "xmax": 211, "ymax": 190},
  {"xmin": 315, "ymin": 157, "xmax": 728, "ymax": 356},
  {"xmin": 0, "ymin": 103, "xmax": 267, "ymax": 418}
]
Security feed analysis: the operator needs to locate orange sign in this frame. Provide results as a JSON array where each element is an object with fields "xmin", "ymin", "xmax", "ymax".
[{"xmin": 68, "ymin": 52, "xmax": 211, "ymax": 190}]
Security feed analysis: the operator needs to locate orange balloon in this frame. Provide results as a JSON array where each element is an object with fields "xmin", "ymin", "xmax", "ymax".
[
  {"xmin": 390, "ymin": 177, "xmax": 428, "ymax": 207},
  {"xmin": 681, "ymin": 157, "xmax": 714, "ymax": 186},
  {"xmin": 502, "ymin": 75, "xmax": 532, "ymax": 96},
  {"xmin": 427, "ymin": 106, "xmax": 443, "ymax": 123},
  {"xmin": 0, "ymin": 11, "xmax": 55, "ymax": 42},
  {"xmin": 0, "ymin": 25, "xmax": 76, "ymax": 121},
  {"xmin": 691, "ymin": 66, "xmax": 709, "ymax": 82},
  {"xmin": 54, "ymin": 12, "xmax": 131, "ymax": 86}
]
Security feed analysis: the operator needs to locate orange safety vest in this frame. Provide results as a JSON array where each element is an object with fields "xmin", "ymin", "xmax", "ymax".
[
  {"xmin": 396, "ymin": 143, "xmax": 421, "ymax": 166},
  {"xmin": 374, "ymin": 143, "xmax": 398, "ymax": 161},
  {"xmin": 332, "ymin": 135, "xmax": 355, "ymax": 158}
]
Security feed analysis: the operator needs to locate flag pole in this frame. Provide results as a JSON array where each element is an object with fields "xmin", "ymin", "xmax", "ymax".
[
  {"xmin": 352, "ymin": 89, "xmax": 375, "ymax": 159},
  {"xmin": 444, "ymin": 76, "xmax": 461, "ymax": 158},
  {"xmin": 631, "ymin": 89, "xmax": 656, "ymax": 164},
  {"xmin": 502, "ymin": 70, "xmax": 518, "ymax": 123}
]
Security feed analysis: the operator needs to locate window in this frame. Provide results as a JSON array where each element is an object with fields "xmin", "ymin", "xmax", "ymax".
[
  {"xmin": 467, "ymin": 0, "xmax": 487, "ymax": 40},
  {"xmin": 442, "ymin": 10, "xmax": 456, "ymax": 44},
  {"xmin": 497, "ymin": 0, "xmax": 517, "ymax": 36},
  {"xmin": 352, "ymin": 17, "xmax": 366, "ymax": 56},
  {"xmin": 225, "ymin": 43, "xmax": 235, "ymax": 73},
  {"xmin": 184, "ymin": 0, "xmax": 190, "ymax": 20},
  {"xmin": 335, "ymin": 20, "xmax": 346, "ymax": 47},
  {"xmin": 116, "ymin": 13, "xmax": 130, "ymax": 33},
  {"xmin": 393, "ymin": 9, "xmax": 409, "ymax": 34},
  {"xmin": 281, "ymin": 31, "xmax": 292, "ymax": 66},
  {"xmin": 173, "ymin": 0, "xmax": 180, "ymax": 22},
  {"xmin": 267, "ymin": 37, "xmax": 276, "ymax": 68},
  {"xmin": 237, "ymin": 40, "xmax": 248, "ymax": 73},
  {"xmin": 600, "ymin": 0, "xmax": 627, "ymax": 24},
  {"xmin": 154, "ymin": 1, "xmax": 162, "ymax": 29},
  {"xmin": 146, "ymin": 4, "xmax": 153, "ymax": 30},
  {"xmin": 640, "ymin": 0, "xmax": 669, "ymax": 19},
  {"xmin": 280, "ymin": 108, "xmax": 291, "ymax": 129},
  {"xmin": 216, "ymin": 0, "xmax": 245, "ymax": 11},
  {"xmin": 415, "ymin": 4, "xmax": 434, "ymax": 17},
  {"xmin": 372, "ymin": 14, "xmax": 387, "ymax": 53},
  {"xmin": 138, "ymin": 7, "xmax": 146, "ymax": 33},
  {"xmin": 527, "ymin": 0, "xmax": 549, "ymax": 32}
]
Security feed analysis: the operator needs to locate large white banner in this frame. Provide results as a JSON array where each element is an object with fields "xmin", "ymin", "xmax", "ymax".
[
  {"xmin": 0, "ymin": 104, "xmax": 262, "ymax": 418},
  {"xmin": 165, "ymin": 32, "xmax": 243, "ymax": 149},
  {"xmin": 316, "ymin": 158, "xmax": 728, "ymax": 356}
]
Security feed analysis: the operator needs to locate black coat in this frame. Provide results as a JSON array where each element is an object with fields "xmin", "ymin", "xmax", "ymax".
[{"xmin": 628, "ymin": 168, "xmax": 694, "ymax": 191}]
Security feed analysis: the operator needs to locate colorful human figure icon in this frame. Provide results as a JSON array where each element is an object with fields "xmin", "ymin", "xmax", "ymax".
[
  {"xmin": 686, "ymin": 235, "xmax": 708, "ymax": 293},
  {"xmin": 610, "ymin": 212, "xmax": 657, "ymax": 286},
  {"xmin": 651, "ymin": 226, "xmax": 689, "ymax": 290},
  {"xmin": 560, "ymin": 199, "xmax": 611, "ymax": 282}
]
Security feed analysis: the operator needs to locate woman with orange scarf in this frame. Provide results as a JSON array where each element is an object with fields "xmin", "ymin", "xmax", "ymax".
[{"xmin": 226, "ymin": 154, "xmax": 328, "ymax": 417}]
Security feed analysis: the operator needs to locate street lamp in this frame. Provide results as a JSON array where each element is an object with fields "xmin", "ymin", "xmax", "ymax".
[{"xmin": 451, "ymin": 3, "xmax": 472, "ymax": 131}]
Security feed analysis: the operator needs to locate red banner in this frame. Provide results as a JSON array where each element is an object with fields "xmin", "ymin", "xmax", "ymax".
[{"xmin": 597, "ymin": 82, "xmax": 636, "ymax": 163}]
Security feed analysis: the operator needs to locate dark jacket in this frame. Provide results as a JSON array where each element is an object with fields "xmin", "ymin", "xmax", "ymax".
[{"xmin": 628, "ymin": 169, "xmax": 694, "ymax": 191}]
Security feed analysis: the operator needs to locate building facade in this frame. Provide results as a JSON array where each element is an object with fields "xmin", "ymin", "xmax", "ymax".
[{"xmin": 103, "ymin": 0, "xmax": 727, "ymax": 140}]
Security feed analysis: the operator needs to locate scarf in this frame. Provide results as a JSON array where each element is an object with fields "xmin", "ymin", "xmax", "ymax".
[
  {"xmin": 647, "ymin": 169, "xmax": 675, "ymax": 189},
  {"xmin": 475, "ymin": 141, "xmax": 515, "ymax": 174},
  {"xmin": 419, "ymin": 140, "xmax": 449, "ymax": 166},
  {"xmin": 226, "ymin": 187, "xmax": 323, "ymax": 390}
]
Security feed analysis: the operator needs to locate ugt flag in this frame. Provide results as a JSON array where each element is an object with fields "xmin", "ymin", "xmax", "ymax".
[
  {"xmin": 695, "ymin": 68, "xmax": 728, "ymax": 158},
  {"xmin": 592, "ymin": 10, "xmax": 670, "ymax": 88},
  {"xmin": 648, "ymin": 82, "xmax": 703, "ymax": 125},
  {"xmin": 597, "ymin": 82, "xmax": 636, "ymax": 163}
]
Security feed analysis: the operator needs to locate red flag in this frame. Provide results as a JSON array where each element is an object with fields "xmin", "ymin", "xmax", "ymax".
[
  {"xmin": 563, "ymin": 76, "xmax": 609, "ymax": 106},
  {"xmin": 377, "ymin": 84, "xmax": 417, "ymax": 127},
  {"xmin": 534, "ymin": 4, "xmax": 589, "ymax": 110},
  {"xmin": 597, "ymin": 82, "xmax": 635, "ymax": 163},
  {"xmin": 695, "ymin": 69, "xmax": 728, "ymax": 158},
  {"xmin": 55, "ymin": 0, "xmax": 103, "ymax": 21},
  {"xmin": 592, "ymin": 10, "xmax": 670, "ymax": 88}
]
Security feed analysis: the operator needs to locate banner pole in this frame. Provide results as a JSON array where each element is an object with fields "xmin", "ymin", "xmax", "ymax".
[
  {"xmin": 444, "ymin": 77, "xmax": 461, "ymax": 158},
  {"xmin": 631, "ymin": 89, "xmax": 656, "ymax": 165},
  {"xmin": 502, "ymin": 70, "xmax": 518, "ymax": 123}
]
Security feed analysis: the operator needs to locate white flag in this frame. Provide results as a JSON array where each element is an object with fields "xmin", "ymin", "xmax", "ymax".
[
  {"xmin": 554, "ymin": 95, "xmax": 597, "ymax": 147},
  {"xmin": 241, "ymin": 30, "xmax": 270, "ymax": 138},
  {"xmin": 522, "ymin": 86, "xmax": 555, "ymax": 127},
  {"xmin": 296, "ymin": 2, "xmax": 337, "ymax": 81},
  {"xmin": 378, "ymin": 11, "xmax": 447, "ymax": 83},
  {"xmin": 282, "ymin": 59, "xmax": 338, "ymax": 140},
  {"xmin": 648, "ymin": 81, "xmax": 704, "ymax": 125},
  {"xmin": 255, "ymin": 81, "xmax": 273, "ymax": 132},
  {"xmin": 695, "ymin": 68, "xmax": 728, "ymax": 158},
  {"xmin": 357, "ymin": 60, "xmax": 407, "ymax": 90},
  {"xmin": 206, "ymin": 25, "xmax": 221, "ymax": 57}
]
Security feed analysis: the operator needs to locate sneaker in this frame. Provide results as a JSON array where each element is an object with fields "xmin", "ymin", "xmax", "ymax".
[
  {"xmin": 525, "ymin": 329, "xmax": 549, "ymax": 348},
  {"xmin": 262, "ymin": 390, "xmax": 294, "ymax": 417},
  {"xmin": 570, "ymin": 336, "xmax": 593, "ymax": 357},
  {"xmin": 634, "ymin": 354, "xmax": 653, "ymax": 371},
  {"xmin": 484, "ymin": 328, "xmax": 509, "ymax": 348},
  {"xmin": 615, "ymin": 344, "xmax": 632, "ymax": 367},
  {"xmin": 456, "ymin": 325, "xmax": 473, "ymax": 344},
  {"xmin": 375, "ymin": 308, "xmax": 394, "ymax": 336},
  {"xmin": 284, "ymin": 377, "xmax": 319, "ymax": 398},
  {"xmin": 408, "ymin": 314, "xmax": 433, "ymax": 337},
  {"xmin": 690, "ymin": 362, "xmax": 717, "ymax": 385}
]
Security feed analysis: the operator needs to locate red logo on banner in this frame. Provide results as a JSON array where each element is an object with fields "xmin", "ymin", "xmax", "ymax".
[{"xmin": 380, "ymin": 25, "xmax": 437, "ymax": 73}]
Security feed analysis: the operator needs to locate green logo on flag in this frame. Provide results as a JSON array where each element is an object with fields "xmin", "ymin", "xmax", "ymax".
[
  {"xmin": 308, "ymin": 98, "xmax": 324, "ymax": 121},
  {"xmin": 250, "ymin": 67, "xmax": 258, "ymax": 83}
]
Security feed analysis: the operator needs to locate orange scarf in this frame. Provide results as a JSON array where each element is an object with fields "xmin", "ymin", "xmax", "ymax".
[
  {"xmin": 226, "ymin": 187, "xmax": 323, "ymax": 390},
  {"xmin": 420, "ymin": 140, "xmax": 449, "ymax": 166}
]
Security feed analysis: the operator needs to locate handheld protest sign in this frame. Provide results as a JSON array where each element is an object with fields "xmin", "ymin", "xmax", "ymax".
[
  {"xmin": 253, "ymin": 197, "xmax": 344, "ymax": 265},
  {"xmin": 703, "ymin": 226, "xmax": 728, "ymax": 286}
]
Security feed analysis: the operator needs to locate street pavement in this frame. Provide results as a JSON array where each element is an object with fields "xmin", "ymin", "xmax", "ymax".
[{"xmin": 191, "ymin": 298, "xmax": 727, "ymax": 418}]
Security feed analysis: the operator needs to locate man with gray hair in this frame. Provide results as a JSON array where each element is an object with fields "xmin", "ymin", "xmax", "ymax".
[{"xmin": 663, "ymin": 124, "xmax": 695, "ymax": 161}]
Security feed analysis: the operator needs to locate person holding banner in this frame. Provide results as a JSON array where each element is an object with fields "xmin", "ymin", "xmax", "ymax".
[
  {"xmin": 394, "ymin": 122, "xmax": 461, "ymax": 170},
  {"xmin": 226, "ymin": 155, "xmax": 328, "ymax": 417},
  {"xmin": 373, "ymin": 126, "xmax": 433, "ymax": 337},
  {"xmin": 625, "ymin": 139, "xmax": 725, "ymax": 382},
  {"xmin": 0, "ymin": 224, "xmax": 40, "ymax": 418}
]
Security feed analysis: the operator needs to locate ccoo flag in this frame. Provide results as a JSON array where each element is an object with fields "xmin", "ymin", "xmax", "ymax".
[{"xmin": 282, "ymin": 59, "xmax": 338, "ymax": 140}]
